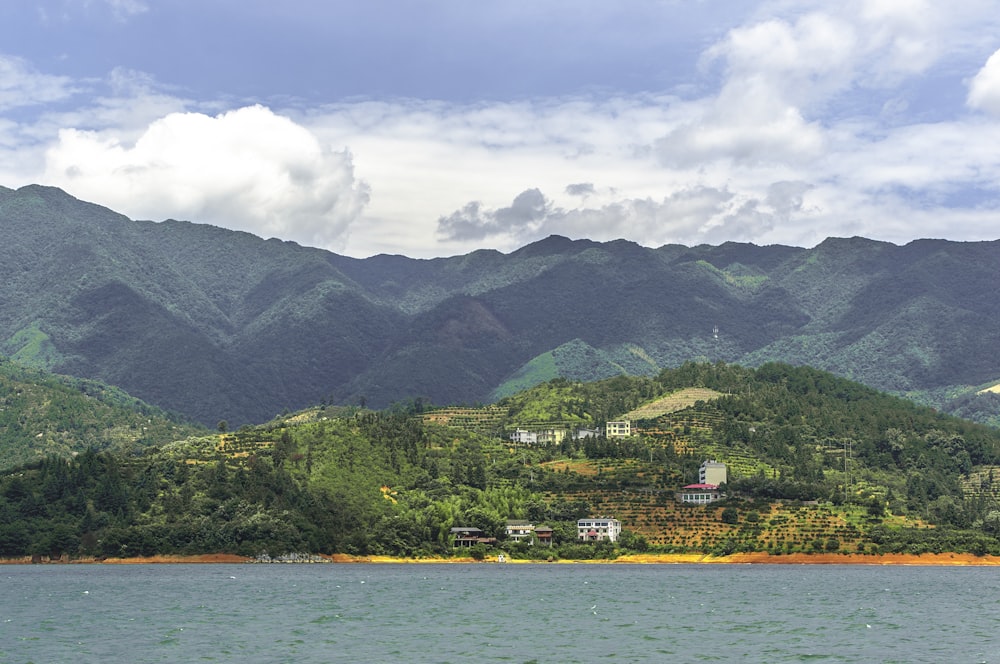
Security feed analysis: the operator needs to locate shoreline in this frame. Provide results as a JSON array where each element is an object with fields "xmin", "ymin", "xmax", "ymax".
[{"xmin": 5, "ymin": 551, "xmax": 1000, "ymax": 566}]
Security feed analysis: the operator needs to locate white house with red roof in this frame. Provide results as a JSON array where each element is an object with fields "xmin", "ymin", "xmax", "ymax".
[
  {"xmin": 677, "ymin": 483, "xmax": 725, "ymax": 504},
  {"xmin": 577, "ymin": 517, "xmax": 622, "ymax": 542},
  {"xmin": 676, "ymin": 460, "xmax": 728, "ymax": 504}
]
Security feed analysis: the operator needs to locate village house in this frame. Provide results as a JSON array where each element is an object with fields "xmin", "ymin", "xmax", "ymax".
[
  {"xmin": 604, "ymin": 421, "xmax": 631, "ymax": 438},
  {"xmin": 534, "ymin": 525, "xmax": 554, "ymax": 547},
  {"xmin": 509, "ymin": 428, "xmax": 538, "ymax": 444},
  {"xmin": 677, "ymin": 483, "xmax": 725, "ymax": 504},
  {"xmin": 577, "ymin": 517, "xmax": 622, "ymax": 542},
  {"xmin": 676, "ymin": 460, "xmax": 728, "ymax": 505},
  {"xmin": 700, "ymin": 459, "xmax": 728, "ymax": 486},
  {"xmin": 535, "ymin": 428, "xmax": 568, "ymax": 444},
  {"xmin": 450, "ymin": 527, "xmax": 498, "ymax": 548},
  {"xmin": 508, "ymin": 428, "xmax": 568, "ymax": 445},
  {"xmin": 505, "ymin": 520, "xmax": 535, "ymax": 544}
]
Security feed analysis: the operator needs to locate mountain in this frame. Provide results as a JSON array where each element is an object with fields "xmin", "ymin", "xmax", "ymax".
[{"xmin": 3, "ymin": 184, "xmax": 1000, "ymax": 426}]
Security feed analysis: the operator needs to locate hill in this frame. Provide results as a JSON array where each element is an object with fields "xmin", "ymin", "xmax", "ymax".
[
  {"xmin": 4, "ymin": 184, "xmax": 1000, "ymax": 426},
  {"xmin": 3, "ymin": 363, "xmax": 1000, "ymax": 561},
  {"xmin": 0, "ymin": 358, "xmax": 204, "ymax": 469}
]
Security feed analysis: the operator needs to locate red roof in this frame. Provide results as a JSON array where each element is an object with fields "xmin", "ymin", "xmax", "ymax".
[{"xmin": 682, "ymin": 483, "xmax": 718, "ymax": 490}]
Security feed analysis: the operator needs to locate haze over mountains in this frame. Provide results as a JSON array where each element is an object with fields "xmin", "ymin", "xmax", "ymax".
[{"xmin": 3, "ymin": 184, "xmax": 1000, "ymax": 427}]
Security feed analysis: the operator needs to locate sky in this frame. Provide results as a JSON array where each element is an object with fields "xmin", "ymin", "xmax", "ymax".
[{"xmin": 2, "ymin": 1, "xmax": 1000, "ymax": 258}]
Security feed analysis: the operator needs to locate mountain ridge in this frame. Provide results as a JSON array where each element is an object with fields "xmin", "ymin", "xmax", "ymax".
[{"xmin": 3, "ymin": 184, "xmax": 1000, "ymax": 426}]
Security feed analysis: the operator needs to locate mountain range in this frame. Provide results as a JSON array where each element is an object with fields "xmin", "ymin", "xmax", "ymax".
[{"xmin": 3, "ymin": 183, "xmax": 1000, "ymax": 427}]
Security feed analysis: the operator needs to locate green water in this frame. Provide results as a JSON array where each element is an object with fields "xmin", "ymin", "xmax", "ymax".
[{"xmin": 2, "ymin": 563, "xmax": 998, "ymax": 663}]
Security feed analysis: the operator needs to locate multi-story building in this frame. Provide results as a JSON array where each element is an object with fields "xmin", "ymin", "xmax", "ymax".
[
  {"xmin": 604, "ymin": 421, "xmax": 631, "ymax": 438},
  {"xmin": 505, "ymin": 520, "xmax": 535, "ymax": 544},
  {"xmin": 699, "ymin": 460, "xmax": 727, "ymax": 486},
  {"xmin": 509, "ymin": 428, "xmax": 538, "ymax": 444},
  {"xmin": 577, "ymin": 517, "xmax": 622, "ymax": 542}
]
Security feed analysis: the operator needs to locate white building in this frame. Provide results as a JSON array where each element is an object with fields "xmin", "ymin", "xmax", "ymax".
[
  {"xmin": 505, "ymin": 520, "xmax": 535, "ymax": 544},
  {"xmin": 700, "ymin": 460, "xmax": 727, "ymax": 486},
  {"xmin": 577, "ymin": 517, "xmax": 622, "ymax": 542},
  {"xmin": 677, "ymin": 484, "xmax": 725, "ymax": 504},
  {"xmin": 509, "ymin": 428, "xmax": 538, "ymax": 444}
]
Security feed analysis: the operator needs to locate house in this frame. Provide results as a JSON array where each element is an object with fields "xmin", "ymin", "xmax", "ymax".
[
  {"xmin": 577, "ymin": 517, "xmax": 622, "ymax": 542},
  {"xmin": 505, "ymin": 520, "xmax": 535, "ymax": 544},
  {"xmin": 509, "ymin": 429, "xmax": 538, "ymax": 444},
  {"xmin": 700, "ymin": 459, "xmax": 728, "ymax": 486},
  {"xmin": 510, "ymin": 428, "xmax": 568, "ymax": 445},
  {"xmin": 573, "ymin": 427, "xmax": 601, "ymax": 440},
  {"xmin": 604, "ymin": 421, "xmax": 631, "ymax": 438},
  {"xmin": 534, "ymin": 525, "xmax": 554, "ymax": 547},
  {"xmin": 450, "ymin": 527, "xmax": 498, "ymax": 548},
  {"xmin": 677, "ymin": 483, "xmax": 725, "ymax": 505},
  {"xmin": 536, "ymin": 428, "xmax": 568, "ymax": 444}
]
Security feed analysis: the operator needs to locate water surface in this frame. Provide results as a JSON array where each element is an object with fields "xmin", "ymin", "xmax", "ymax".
[{"xmin": 2, "ymin": 563, "xmax": 998, "ymax": 663}]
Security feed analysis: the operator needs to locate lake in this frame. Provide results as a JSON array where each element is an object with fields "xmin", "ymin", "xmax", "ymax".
[{"xmin": 2, "ymin": 563, "xmax": 998, "ymax": 663}]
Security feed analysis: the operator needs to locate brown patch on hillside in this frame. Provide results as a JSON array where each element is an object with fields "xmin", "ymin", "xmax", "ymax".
[
  {"xmin": 541, "ymin": 459, "xmax": 599, "ymax": 476},
  {"xmin": 623, "ymin": 388, "xmax": 724, "ymax": 420}
]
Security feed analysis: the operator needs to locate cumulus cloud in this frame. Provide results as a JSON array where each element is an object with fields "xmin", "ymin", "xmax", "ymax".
[
  {"xmin": 656, "ymin": 4, "xmax": 964, "ymax": 168},
  {"xmin": 44, "ymin": 105, "xmax": 369, "ymax": 251},
  {"xmin": 437, "ymin": 188, "xmax": 549, "ymax": 241},
  {"xmin": 968, "ymin": 48, "xmax": 1000, "ymax": 115},
  {"xmin": 5, "ymin": 1, "xmax": 1000, "ymax": 258},
  {"xmin": 437, "ymin": 182, "xmax": 813, "ymax": 248}
]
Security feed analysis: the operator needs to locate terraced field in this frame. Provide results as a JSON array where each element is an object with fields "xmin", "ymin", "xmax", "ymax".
[
  {"xmin": 623, "ymin": 388, "xmax": 724, "ymax": 420},
  {"xmin": 547, "ymin": 486, "xmax": 872, "ymax": 554},
  {"xmin": 962, "ymin": 466, "xmax": 1000, "ymax": 500}
]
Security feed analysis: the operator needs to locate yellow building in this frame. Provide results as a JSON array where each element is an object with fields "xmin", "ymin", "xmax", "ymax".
[{"xmin": 604, "ymin": 421, "xmax": 631, "ymax": 438}]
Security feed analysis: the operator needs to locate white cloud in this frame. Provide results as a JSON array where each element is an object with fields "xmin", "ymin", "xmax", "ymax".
[
  {"xmin": 968, "ymin": 49, "xmax": 1000, "ymax": 116},
  {"xmin": 43, "ymin": 105, "xmax": 370, "ymax": 251},
  {"xmin": 0, "ymin": 55, "xmax": 77, "ymax": 111},
  {"xmin": 4, "ymin": 2, "xmax": 1000, "ymax": 259},
  {"xmin": 104, "ymin": 0, "xmax": 148, "ymax": 19}
]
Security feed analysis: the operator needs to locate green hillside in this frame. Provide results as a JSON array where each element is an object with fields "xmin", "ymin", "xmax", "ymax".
[
  {"xmin": 3, "ymin": 362, "xmax": 1000, "ymax": 561},
  {"xmin": 0, "ymin": 358, "xmax": 205, "ymax": 470}
]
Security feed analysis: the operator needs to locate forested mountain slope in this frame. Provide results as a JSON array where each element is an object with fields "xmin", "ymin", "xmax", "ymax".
[
  {"xmin": 3, "ymin": 363, "xmax": 1000, "ymax": 560},
  {"xmin": 3, "ymin": 184, "xmax": 1000, "ymax": 426},
  {"xmin": 0, "ymin": 358, "xmax": 203, "ymax": 469}
]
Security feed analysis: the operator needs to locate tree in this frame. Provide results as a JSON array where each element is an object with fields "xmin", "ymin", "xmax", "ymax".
[
  {"xmin": 721, "ymin": 507, "xmax": 739, "ymax": 524},
  {"xmin": 618, "ymin": 528, "xmax": 648, "ymax": 552}
]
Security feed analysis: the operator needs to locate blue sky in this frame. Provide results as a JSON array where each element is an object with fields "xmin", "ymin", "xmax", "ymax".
[{"xmin": 2, "ymin": 1, "xmax": 1000, "ymax": 258}]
